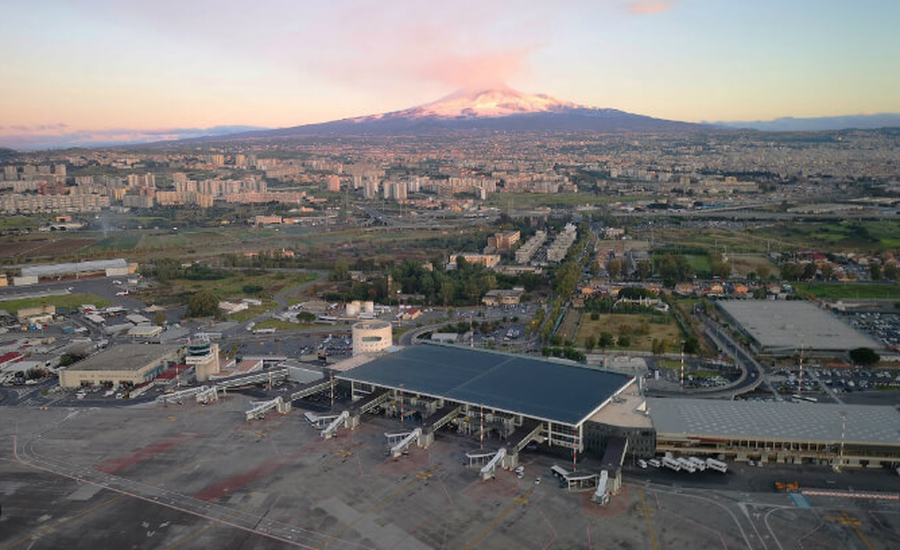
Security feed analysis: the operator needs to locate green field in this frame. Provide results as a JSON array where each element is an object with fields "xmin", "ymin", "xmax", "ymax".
[
  {"xmin": 253, "ymin": 318, "xmax": 327, "ymax": 331},
  {"xmin": 88, "ymin": 234, "xmax": 141, "ymax": 251},
  {"xmin": 793, "ymin": 283, "xmax": 900, "ymax": 300},
  {"xmin": 0, "ymin": 293, "xmax": 111, "ymax": 315}
]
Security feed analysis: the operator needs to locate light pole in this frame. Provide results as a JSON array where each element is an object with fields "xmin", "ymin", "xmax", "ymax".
[{"xmin": 680, "ymin": 340, "xmax": 686, "ymax": 390}]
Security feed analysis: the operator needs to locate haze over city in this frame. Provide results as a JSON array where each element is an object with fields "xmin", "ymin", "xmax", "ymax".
[{"xmin": 2, "ymin": 0, "xmax": 900, "ymax": 148}]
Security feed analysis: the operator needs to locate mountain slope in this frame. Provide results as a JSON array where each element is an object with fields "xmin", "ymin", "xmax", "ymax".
[
  {"xmin": 719, "ymin": 113, "xmax": 900, "ymax": 132},
  {"xmin": 217, "ymin": 88, "xmax": 706, "ymax": 139}
]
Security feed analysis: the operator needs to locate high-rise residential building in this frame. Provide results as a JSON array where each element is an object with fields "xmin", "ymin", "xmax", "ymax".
[
  {"xmin": 127, "ymin": 174, "xmax": 142, "ymax": 188},
  {"xmin": 143, "ymin": 173, "xmax": 156, "ymax": 189},
  {"xmin": 3, "ymin": 166, "xmax": 17, "ymax": 180},
  {"xmin": 363, "ymin": 178, "xmax": 379, "ymax": 199},
  {"xmin": 326, "ymin": 174, "xmax": 341, "ymax": 192},
  {"xmin": 54, "ymin": 163, "xmax": 66, "ymax": 176}
]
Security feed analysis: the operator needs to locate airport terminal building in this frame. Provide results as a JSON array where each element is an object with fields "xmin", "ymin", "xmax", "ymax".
[
  {"xmin": 333, "ymin": 344, "xmax": 900, "ymax": 469},
  {"xmin": 336, "ymin": 344, "xmax": 639, "ymax": 458}
]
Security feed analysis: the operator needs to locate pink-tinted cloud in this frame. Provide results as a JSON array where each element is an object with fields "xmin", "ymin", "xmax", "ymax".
[{"xmin": 625, "ymin": 1, "xmax": 675, "ymax": 15}]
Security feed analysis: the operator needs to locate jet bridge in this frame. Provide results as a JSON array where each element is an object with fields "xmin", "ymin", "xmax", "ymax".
[
  {"xmin": 321, "ymin": 411, "xmax": 350, "ymax": 439},
  {"xmin": 196, "ymin": 386, "xmax": 220, "ymax": 404},
  {"xmin": 591, "ymin": 471, "xmax": 610, "ymax": 505},
  {"xmin": 290, "ymin": 377, "xmax": 331, "ymax": 401},
  {"xmin": 217, "ymin": 367, "xmax": 289, "ymax": 390},
  {"xmin": 389, "ymin": 428, "xmax": 422, "ymax": 457},
  {"xmin": 156, "ymin": 386, "xmax": 209, "ymax": 404},
  {"xmin": 246, "ymin": 396, "xmax": 291, "ymax": 421},
  {"xmin": 479, "ymin": 448, "xmax": 507, "ymax": 480},
  {"xmin": 465, "ymin": 449, "xmax": 497, "ymax": 468}
]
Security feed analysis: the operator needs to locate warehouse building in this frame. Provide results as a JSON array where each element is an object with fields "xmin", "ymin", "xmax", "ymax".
[
  {"xmin": 58, "ymin": 343, "xmax": 183, "ymax": 388},
  {"xmin": 14, "ymin": 259, "xmax": 136, "ymax": 286},
  {"xmin": 717, "ymin": 300, "xmax": 880, "ymax": 356}
]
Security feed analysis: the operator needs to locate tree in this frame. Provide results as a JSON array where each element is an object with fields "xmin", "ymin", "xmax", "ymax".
[
  {"xmin": 607, "ymin": 259, "xmax": 624, "ymax": 280},
  {"xmin": 757, "ymin": 265, "xmax": 771, "ymax": 281},
  {"xmin": 617, "ymin": 335, "xmax": 631, "ymax": 348},
  {"xmin": 710, "ymin": 252, "xmax": 731, "ymax": 278},
  {"xmin": 884, "ymin": 263, "xmax": 899, "ymax": 281},
  {"xmin": 331, "ymin": 259, "xmax": 350, "ymax": 281},
  {"xmin": 188, "ymin": 290, "xmax": 219, "ymax": 318},
  {"xmin": 683, "ymin": 336, "xmax": 699, "ymax": 354},
  {"xmin": 849, "ymin": 347, "xmax": 880, "ymax": 366},
  {"xmin": 590, "ymin": 311, "xmax": 600, "ymax": 321},
  {"xmin": 635, "ymin": 260, "xmax": 652, "ymax": 281},
  {"xmin": 598, "ymin": 332, "xmax": 614, "ymax": 348},
  {"xmin": 869, "ymin": 263, "xmax": 882, "ymax": 281},
  {"xmin": 585, "ymin": 335, "xmax": 597, "ymax": 352},
  {"xmin": 821, "ymin": 264, "xmax": 835, "ymax": 281},
  {"xmin": 154, "ymin": 310, "xmax": 166, "ymax": 326},
  {"xmin": 297, "ymin": 311, "xmax": 316, "ymax": 323}
]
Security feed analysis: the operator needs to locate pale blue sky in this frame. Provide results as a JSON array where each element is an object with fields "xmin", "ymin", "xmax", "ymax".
[{"xmin": 1, "ymin": 0, "xmax": 898, "ymax": 139}]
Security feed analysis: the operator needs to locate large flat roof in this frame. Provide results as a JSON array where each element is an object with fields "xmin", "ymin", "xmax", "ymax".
[
  {"xmin": 336, "ymin": 344, "xmax": 634, "ymax": 426},
  {"xmin": 718, "ymin": 300, "xmax": 879, "ymax": 352},
  {"xmin": 647, "ymin": 398, "xmax": 900, "ymax": 446},
  {"xmin": 68, "ymin": 344, "xmax": 181, "ymax": 372},
  {"xmin": 22, "ymin": 259, "xmax": 127, "ymax": 278}
]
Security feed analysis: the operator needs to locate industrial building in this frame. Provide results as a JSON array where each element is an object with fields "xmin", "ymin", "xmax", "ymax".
[
  {"xmin": 14, "ymin": 259, "xmax": 135, "ymax": 286},
  {"xmin": 646, "ymin": 398, "xmax": 900, "ymax": 468},
  {"xmin": 717, "ymin": 300, "xmax": 880, "ymax": 355},
  {"xmin": 58, "ymin": 343, "xmax": 182, "ymax": 388},
  {"xmin": 336, "ymin": 344, "xmax": 635, "ymax": 459}
]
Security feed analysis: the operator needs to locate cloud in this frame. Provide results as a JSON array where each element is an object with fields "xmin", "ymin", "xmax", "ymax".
[{"xmin": 625, "ymin": 1, "xmax": 675, "ymax": 15}]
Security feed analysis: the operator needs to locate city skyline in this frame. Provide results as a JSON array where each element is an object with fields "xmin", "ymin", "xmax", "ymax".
[{"xmin": 2, "ymin": 0, "xmax": 900, "ymax": 148}]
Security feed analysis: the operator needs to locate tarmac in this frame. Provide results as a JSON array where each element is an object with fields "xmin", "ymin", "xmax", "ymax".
[{"xmin": 2, "ymin": 393, "xmax": 899, "ymax": 549}]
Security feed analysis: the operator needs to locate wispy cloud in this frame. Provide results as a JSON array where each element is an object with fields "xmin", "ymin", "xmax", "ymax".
[{"xmin": 625, "ymin": 1, "xmax": 675, "ymax": 15}]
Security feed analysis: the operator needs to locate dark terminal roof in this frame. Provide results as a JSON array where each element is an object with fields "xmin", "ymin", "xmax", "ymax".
[{"xmin": 337, "ymin": 344, "xmax": 634, "ymax": 426}]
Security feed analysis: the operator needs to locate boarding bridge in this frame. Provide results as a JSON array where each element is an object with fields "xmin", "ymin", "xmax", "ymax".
[
  {"xmin": 304, "ymin": 411, "xmax": 341, "ymax": 428},
  {"xmin": 566, "ymin": 472, "xmax": 599, "ymax": 492},
  {"xmin": 156, "ymin": 386, "xmax": 209, "ymax": 404},
  {"xmin": 509, "ymin": 419, "xmax": 544, "ymax": 455},
  {"xmin": 389, "ymin": 428, "xmax": 422, "ymax": 458},
  {"xmin": 465, "ymin": 449, "xmax": 498, "ymax": 468},
  {"xmin": 321, "ymin": 411, "xmax": 350, "ymax": 439},
  {"xmin": 217, "ymin": 368, "xmax": 289, "ymax": 390},
  {"xmin": 419, "ymin": 403, "xmax": 461, "ymax": 447},
  {"xmin": 591, "ymin": 471, "xmax": 610, "ymax": 505},
  {"xmin": 246, "ymin": 396, "xmax": 291, "ymax": 421},
  {"xmin": 349, "ymin": 389, "xmax": 390, "ymax": 416},
  {"xmin": 289, "ymin": 377, "xmax": 331, "ymax": 401},
  {"xmin": 479, "ymin": 448, "xmax": 507, "ymax": 480},
  {"xmin": 196, "ymin": 386, "xmax": 220, "ymax": 404}
]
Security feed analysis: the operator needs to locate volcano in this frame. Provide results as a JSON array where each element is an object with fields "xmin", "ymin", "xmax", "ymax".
[{"xmin": 216, "ymin": 87, "xmax": 706, "ymax": 139}]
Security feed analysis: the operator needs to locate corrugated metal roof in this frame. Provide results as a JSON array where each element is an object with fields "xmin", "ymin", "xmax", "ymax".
[
  {"xmin": 337, "ymin": 344, "xmax": 633, "ymax": 425},
  {"xmin": 647, "ymin": 398, "xmax": 900, "ymax": 445},
  {"xmin": 22, "ymin": 259, "xmax": 127, "ymax": 277}
]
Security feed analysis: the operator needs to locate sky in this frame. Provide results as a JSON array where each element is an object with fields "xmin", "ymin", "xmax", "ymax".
[{"xmin": 1, "ymin": 0, "xmax": 899, "ymax": 147}]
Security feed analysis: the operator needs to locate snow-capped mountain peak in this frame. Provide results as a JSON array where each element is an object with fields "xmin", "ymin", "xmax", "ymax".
[{"xmin": 356, "ymin": 87, "xmax": 585, "ymax": 121}]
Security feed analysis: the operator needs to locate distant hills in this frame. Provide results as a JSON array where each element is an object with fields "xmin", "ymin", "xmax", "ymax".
[{"xmin": 718, "ymin": 113, "xmax": 900, "ymax": 132}]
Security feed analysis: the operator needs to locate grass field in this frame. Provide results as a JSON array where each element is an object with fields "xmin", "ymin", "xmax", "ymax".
[
  {"xmin": 0, "ymin": 293, "xmax": 111, "ymax": 315},
  {"xmin": 88, "ymin": 234, "xmax": 141, "ymax": 251},
  {"xmin": 793, "ymin": 283, "xmax": 900, "ymax": 300},
  {"xmin": 484, "ymin": 192, "xmax": 629, "ymax": 209},
  {"xmin": 577, "ymin": 313, "xmax": 684, "ymax": 353},
  {"xmin": 253, "ymin": 318, "xmax": 327, "ymax": 331},
  {"xmin": 729, "ymin": 254, "xmax": 778, "ymax": 276}
]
